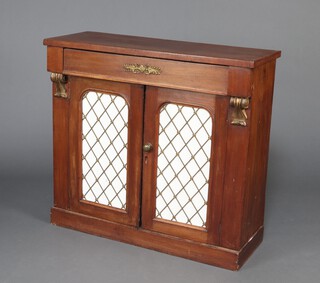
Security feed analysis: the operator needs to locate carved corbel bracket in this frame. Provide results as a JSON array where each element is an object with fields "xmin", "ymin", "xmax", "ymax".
[
  {"xmin": 230, "ymin": 97, "xmax": 250, "ymax": 127},
  {"xmin": 50, "ymin": 73, "xmax": 68, "ymax": 98}
]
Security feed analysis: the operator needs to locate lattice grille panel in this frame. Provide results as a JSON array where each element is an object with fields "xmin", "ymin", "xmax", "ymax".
[
  {"xmin": 82, "ymin": 91, "xmax": 128, "ymax": 210},
  {"xmin": 156, "ymin": 103, "xmax": 212, "ymax": 227}
]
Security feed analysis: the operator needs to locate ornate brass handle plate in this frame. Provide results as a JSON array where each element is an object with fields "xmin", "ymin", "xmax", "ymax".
[{"xmin": 123, "ymin": 64, "xmax": 161, "ymax": 75}]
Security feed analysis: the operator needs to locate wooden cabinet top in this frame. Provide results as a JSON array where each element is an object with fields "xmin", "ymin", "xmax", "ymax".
[{"xmin": 43, "ymin": 32, "xmax": 280, "ymax": 68}]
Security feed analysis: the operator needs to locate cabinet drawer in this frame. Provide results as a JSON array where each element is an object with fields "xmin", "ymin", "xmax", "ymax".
[{"xmin": 64, "ymin": 49, "xmax": 229, "ymax": 95}]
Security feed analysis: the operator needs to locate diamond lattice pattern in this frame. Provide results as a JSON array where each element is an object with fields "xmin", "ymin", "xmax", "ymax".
[
  {"xmin": 156, "ymin": 103, "xmax": 212, "ymax": 227},
  {"xmin": 82, "ymin": 91, "xmax": 128, "ymax": 210}
]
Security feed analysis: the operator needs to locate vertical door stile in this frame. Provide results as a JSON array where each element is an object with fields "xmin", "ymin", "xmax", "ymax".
[{"xmin": 141, "ymin": 86, "xmax": 159, "ymax": 229}]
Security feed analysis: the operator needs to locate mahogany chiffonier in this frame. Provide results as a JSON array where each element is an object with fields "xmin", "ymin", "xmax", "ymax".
[{"xmin": 43, "ymin": 32, "xmax": 281, "ymax": 270}]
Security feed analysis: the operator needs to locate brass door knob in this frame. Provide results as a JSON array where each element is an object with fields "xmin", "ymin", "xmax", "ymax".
[{"xmin": 143, "ymin": 143, "xmax": 153, "ymax": 152}]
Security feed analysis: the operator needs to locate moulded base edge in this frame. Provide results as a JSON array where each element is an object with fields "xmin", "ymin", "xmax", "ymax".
[{"xmin": 51, "ymin": 207, "xmax": 264, "ymax": 271}]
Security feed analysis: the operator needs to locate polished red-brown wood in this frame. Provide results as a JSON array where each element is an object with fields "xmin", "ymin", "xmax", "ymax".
[
  {"xmin": 51, "ymin": 207, "xmax": 264, "ymax": 271},
  {"xmin": 52, "ymin": 85, "xmax": 70, "ymax": 209},
  {"xmin": 241, "ymin": 61, "xmax": 277, "ymax": 245},
  {"xmin": 47, "ymin": 46, "xmax": 63, "ymax": 73},
  {"xmin": 44, "ymin": 31, "xmax": 280, "ymax": 68},
  {"xmin": 63, "ymin": 49, "xmax": 229, "ymax": 95},
  {"xmin": 44, "ymin": 32, "xmax": 281, "ymax": 270}
]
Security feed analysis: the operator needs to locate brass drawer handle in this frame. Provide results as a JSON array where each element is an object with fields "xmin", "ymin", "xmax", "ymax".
[{"xmin": 123, "ymin": 64, "xmax": 161, "ymax": 75}]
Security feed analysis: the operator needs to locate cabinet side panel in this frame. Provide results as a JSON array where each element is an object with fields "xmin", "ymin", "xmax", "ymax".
[
  {"xmin": 52, "ymin": 92, "xmax": 70, "ymax": 209},
  {"xmin": 241, "ymin": 61, "xmax": 276, "ymax": 244}
]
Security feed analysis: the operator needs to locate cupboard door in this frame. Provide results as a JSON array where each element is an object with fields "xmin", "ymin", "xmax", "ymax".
[
  {"xmin": 69, "ymin": 77, "xmax": 144, "ymax": 226},
  {"xmin": 141, "ymin": 87, "xmax": 228, "ymax": 244}
]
